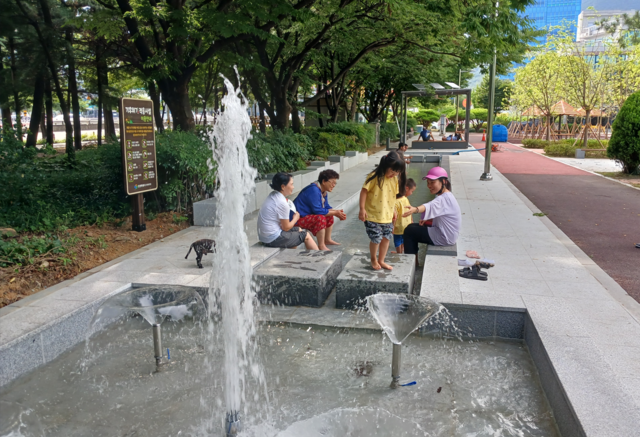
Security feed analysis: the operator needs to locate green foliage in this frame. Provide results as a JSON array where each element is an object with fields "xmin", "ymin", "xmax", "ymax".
[
  {"xmin": 405, "ymin": 116, "xmax": 418, "ymax": 132},
  {"xmin": 317, "ymin": 122, "xmax": 376, "ymax": 148},
  {"xmin": 0, "ymin": 129, "xmax": 128, "ymax": 233},
  {"xmin": 607, "ymin": 91, "xmax": 640, "ymax": 174},
  {"xmin": 472, "ymin": 75, "xmax": 513, "ymax": 113},
  {"xmin": 415, "ymin": 109, "xmax": 440, "ymax": 124},
  {"xmin": 0, "ymin": 234, "xmax": 66, "ymax": 268},
  {"xmin": 543, "ymin": 139, "xmax": 609, "ymax": 158},
  {"xmin": 522, "ymin": 139, "xmax": 550, "ymax": 148},
  {"xmin": 310, "ymin": 132, "xmax": 364, "ymax": 160},
  {"xmin": 0, "ymin": 128, "xmax": 218, "ymax": 233},
  {"xmin": 379, "ymin": 123, "xmax": 399, "ymax": 142},
  {"xmin": 247, "ymin": 130, "xmax": 311, "ymax": 175},
  {"xmin": 154, "ymin": 128, "xmax": 217, "ymax": 212}
]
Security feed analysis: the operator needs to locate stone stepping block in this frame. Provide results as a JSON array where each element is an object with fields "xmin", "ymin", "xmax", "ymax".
[
  {"xmin": 335, "ymin": 253, "xmax": 416, "ymax": 309},
  {"xmin": 253, "ymin": 249, "xmax": 342, "ymax": 307}
]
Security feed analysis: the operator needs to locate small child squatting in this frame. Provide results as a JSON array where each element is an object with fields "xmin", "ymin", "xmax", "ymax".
[{"xmin": 359, "ymin": 151, "xmax": 407, "ymax": 270}]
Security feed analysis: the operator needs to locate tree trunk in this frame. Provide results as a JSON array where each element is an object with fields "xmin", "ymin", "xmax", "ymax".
[
  {"xmin": 66, "ymin": 27, "xmax": 82, "ymax": 150},
  {"xmin": 96, "ymin": 41, "xmax": 103, "ymax": 146},
  {"xmin": 583, "ymin": 109, "xmax": 590, "ymax": 150},
  {"xmin": 292, "ymin": 104, "xmax": 301, "ymax": 133},
  {"xmin": 258, "ymin": 102, "xmax": 266, "ymax": 134},
  {"xmin": 26, "ymin": 71, "xmax": 46, "ymax": 148},
  {"xmin": 97, "ymin": 100, "xmax": 102, "ymax": 147},
  {"xmin": 44, "ymin": 79, "xmax": 54, "ymax": 145},
  {"xmin": 96, "ymin": 39, "xmax": 116, "ymax": 140},
  {"xmin": 270, "ymin": 93, "xmax": 292, "ymax": 130},
  {"xmin": 545, "ymin": 115, "xmax": 551, "ymax": 142},
  {"xmin": 0, "ymin": 44, "xmax": 12, "ymax": 133},
  {"xmin": 316, "ymin": 95, "xmax": 324, "ymax": 128},
  {"xmin": 350, "ymin": 92, "xmax": 358, "ymax": 122},
  {"xmin": 9, "ymin": 38, "xmax": 22, "ymax": 142},
  {"xmin": 148, "ymin": 80, "xmax": 163, "ymax": 133},
  {"xmin": 39, "ymin": 102, "xmax": 46, "ymax": 137},
  {"xmin": 158, "ymin": 78, "xmax": 194, "ymax": 131}
]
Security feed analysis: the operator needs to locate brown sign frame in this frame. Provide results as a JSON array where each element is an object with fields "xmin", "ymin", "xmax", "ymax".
[{"xmin": 119, "ymin": 97, "xmax": 158, "ymax": 196}]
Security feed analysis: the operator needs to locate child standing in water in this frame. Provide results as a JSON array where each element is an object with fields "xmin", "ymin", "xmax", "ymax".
[
  {"xmin": 392, "ymin": 178, "xmax": 417, "ymax": 254},
  {"xmin": 359, "ymin": 152, "xmax": 407, "ymax": 270}
]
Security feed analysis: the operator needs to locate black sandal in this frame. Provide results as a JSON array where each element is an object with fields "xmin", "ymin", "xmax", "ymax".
[{"xmin": 459, "ymin": 265, "xmax": 488, "ymax": 281}]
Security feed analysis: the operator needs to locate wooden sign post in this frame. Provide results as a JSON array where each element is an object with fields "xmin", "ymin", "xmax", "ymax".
[{"xmin": 119, "ymin": 98, "xmax": 158, "ymax": 232}]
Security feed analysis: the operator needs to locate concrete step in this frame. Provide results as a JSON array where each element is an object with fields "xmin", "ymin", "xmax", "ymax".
[
  {"xmin": 335, "ymin": 253, "xmax": 416, "ymax": 309},
  {"xmin": 253, "ymin": 249, "xmax": 342, "ymax": 307}
]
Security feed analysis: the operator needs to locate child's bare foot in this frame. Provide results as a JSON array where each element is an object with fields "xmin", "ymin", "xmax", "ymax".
[
  {"xmin": 326, "ymin": 240, "xmax": 341, "ymax": 245},
  {"xmin": 379, "ymin": 261, "xmax": 393, "ymax": 270},
  {"xmin": 318, "ymin": 245, "xmax": 331, "ymax": 251},
  {"xmin": 390, "ymin": 251, "xmax": 397, "ymax": 254},
  {"xmin": 371, "ymin": 260, "xmax": 381, "ymax": 270}
]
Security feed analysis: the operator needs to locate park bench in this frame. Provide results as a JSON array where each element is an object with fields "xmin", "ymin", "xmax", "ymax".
[{"xmin": 575, "ymin": 148, "xmax": 606, "ymax": 159}]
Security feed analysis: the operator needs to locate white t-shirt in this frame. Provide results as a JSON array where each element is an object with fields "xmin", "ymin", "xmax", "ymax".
[
  {"xmin": 258, "ymin": 191, "xmax": 291, "ymax": 243},
  {"xmin": 421, "ymin": 192, "xmax": 461, "ymax": 246}
]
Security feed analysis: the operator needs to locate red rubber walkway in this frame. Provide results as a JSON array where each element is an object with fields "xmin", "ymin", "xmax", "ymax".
[{"xmin": 470, "ymin": 137, "xmax": 640, "ymax": 301}]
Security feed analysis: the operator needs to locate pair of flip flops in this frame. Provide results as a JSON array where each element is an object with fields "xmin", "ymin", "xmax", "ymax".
[{"xmin": 459, "ymin": 261, "xmax": 495, "ymax": 281}]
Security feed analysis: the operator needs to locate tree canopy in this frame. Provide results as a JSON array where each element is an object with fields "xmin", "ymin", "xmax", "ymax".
[{"xmin": 1, "ymin": 0, "xmax": 541, "ymax": 157}]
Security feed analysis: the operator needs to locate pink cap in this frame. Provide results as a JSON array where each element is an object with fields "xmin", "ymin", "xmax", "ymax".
[{"xmin": 422, "ymin": 166, "xmax": 448, "ymax": 180}]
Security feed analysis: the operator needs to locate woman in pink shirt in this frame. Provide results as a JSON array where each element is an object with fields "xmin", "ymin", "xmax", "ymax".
[{"xmin": 402, "ymin": 166, "xmax": 461, "ymax": 255}]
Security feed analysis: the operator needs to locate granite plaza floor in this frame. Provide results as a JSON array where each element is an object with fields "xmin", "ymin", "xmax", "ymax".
[{"xmin": 1, "ymin": 139, "xmax": 640, "ymax": 435}]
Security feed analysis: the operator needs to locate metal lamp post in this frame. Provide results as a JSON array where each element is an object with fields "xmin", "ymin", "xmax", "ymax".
[
  {"xmin": 481, "ymin": 1, "xmax": 499, "ymax": 181},
  {"xmin": 480, "ymin": 52, "xmax": 497, "ymax": 181}
]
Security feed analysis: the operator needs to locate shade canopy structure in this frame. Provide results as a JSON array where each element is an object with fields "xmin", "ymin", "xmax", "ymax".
[
  {"xmin": 398, "ymin": 85, "xmax": 472, "ymax": 145},
  {"xmin": 551, "ymin": 100, "xmax": 578, "ymax": 116},
  {"xmin": 576, "ymin": 107, "xmax": 604, "ymax": 117},
  {"xmin": 522, "ymin": 106, "xmax": 544, "ymax": 117}
]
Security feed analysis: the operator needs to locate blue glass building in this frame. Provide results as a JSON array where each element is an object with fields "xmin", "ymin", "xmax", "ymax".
[{"xmin": 502, "ymin": 0, "xmax": 582, "ymax": 79}]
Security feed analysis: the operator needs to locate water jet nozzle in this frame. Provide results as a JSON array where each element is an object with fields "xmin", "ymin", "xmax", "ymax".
[
  {"xmin": 226, "ymin": 411, "xmax": 241, "ymax": 437},
  {"xmin": 152, "ymin": 323, "xmax": 164, "ymax": 368},
  {"xmin": 390, "ymin": 343, "xmax": 401, "ymax": 389}
]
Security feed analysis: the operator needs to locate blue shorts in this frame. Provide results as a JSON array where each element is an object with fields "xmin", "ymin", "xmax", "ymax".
[{"xmin": 393, "ymin": 234, "xmax": 404, "ymax": 248}]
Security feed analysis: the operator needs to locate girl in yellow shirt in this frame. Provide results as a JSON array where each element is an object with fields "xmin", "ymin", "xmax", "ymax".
[{"xmin": 358, "ymin": 151, "xmax": 407, "ymax": 270}]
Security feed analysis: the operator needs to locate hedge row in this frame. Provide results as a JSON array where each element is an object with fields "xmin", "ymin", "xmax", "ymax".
[
  {"xmin": 519, "ymin": 138, "xmax": 609, "ymax": 158},
  {"xmin": 1, "ymin": 122, "xmax": 379, "ymax": 233}
]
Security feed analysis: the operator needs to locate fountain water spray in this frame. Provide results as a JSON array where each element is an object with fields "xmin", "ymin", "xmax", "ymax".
[
  {"xmin": 206, "ymin": 73, "xmax": 266, "ymax": 436},
  {"xmin": 366, "ymin": 293, "xmax": 442, "ymax": 388}
]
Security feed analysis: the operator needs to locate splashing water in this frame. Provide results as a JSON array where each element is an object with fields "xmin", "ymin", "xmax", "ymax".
[{"xmin": 205, "ymin": 74, "xmax": 267, "ymax": 431}]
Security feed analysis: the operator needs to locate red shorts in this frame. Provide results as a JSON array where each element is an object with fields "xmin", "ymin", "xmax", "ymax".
[{"xmin": 297, "ymin": 214, "xmax": 334, "ymax": 236}]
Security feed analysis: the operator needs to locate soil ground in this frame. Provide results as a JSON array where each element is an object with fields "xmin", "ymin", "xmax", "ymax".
[
  {"xmin": 0, "ymin": 213, "xmax": 190, "ymax": 308},
  {"xmin": 470, "ymin": 134, "xmax": 640, "ymax": 302}
]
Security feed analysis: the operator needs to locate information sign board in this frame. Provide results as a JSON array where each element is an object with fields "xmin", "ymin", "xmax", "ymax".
[{"xmin": 119, "ymin": 98, "xmax": 158, "ymax": 195}]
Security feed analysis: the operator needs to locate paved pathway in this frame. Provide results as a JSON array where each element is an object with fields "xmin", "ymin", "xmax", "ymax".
[{"xmin": 471, "ymin": 138, "xmax": 640, "ymax": 302}]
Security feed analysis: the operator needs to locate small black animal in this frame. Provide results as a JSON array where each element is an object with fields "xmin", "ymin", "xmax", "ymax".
[{"xmin": 185, "ymin": 239, "xmax": 216, "ymax": 268}]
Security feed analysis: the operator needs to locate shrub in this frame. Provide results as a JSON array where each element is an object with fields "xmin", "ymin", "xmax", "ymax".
[
  {"xmin": 0, "ymin": 128, "xmax": 218, "ymax": 232},
  {"xmin": 543, "ymin": 139, "xmax": 609, "ymax": 158},
  {"xmin": 415, "ymin": 109, "xmax": 440, "ymax": 124},
  {"xmin": 405, "ymin": 116, "xmax": 418, "ymax": 133},
  {"xmin": 316, "ymin": 121, "xmax": 376, "ymax": 147},
  {"xmin": 522, "ymin": 139, "xmax": 550, "ymax": 149},
  {"xmin": 247, "ymin": 129, "xmax": 311, "ymax": 176},
  {"xmin": 154, "ymin": 128, "xmax": 217, "ymax": 213},
  {"xmin": 544, "ymin": 142, "xmax": 578, "ymax": 157},
  {"xmin": 307, "ymin": 131, "xmax": 365, "ymax": 160},
  {"xmin": 608, "ymin": 91, "xmax": 640, "ymax": 174},
  {"xmin": 379, "ymin": 122, "xmax": 399, "ymax": 142},
  {"xmin": 0, "ymin": 131, "xmax": 128, "ymax": 233}
]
